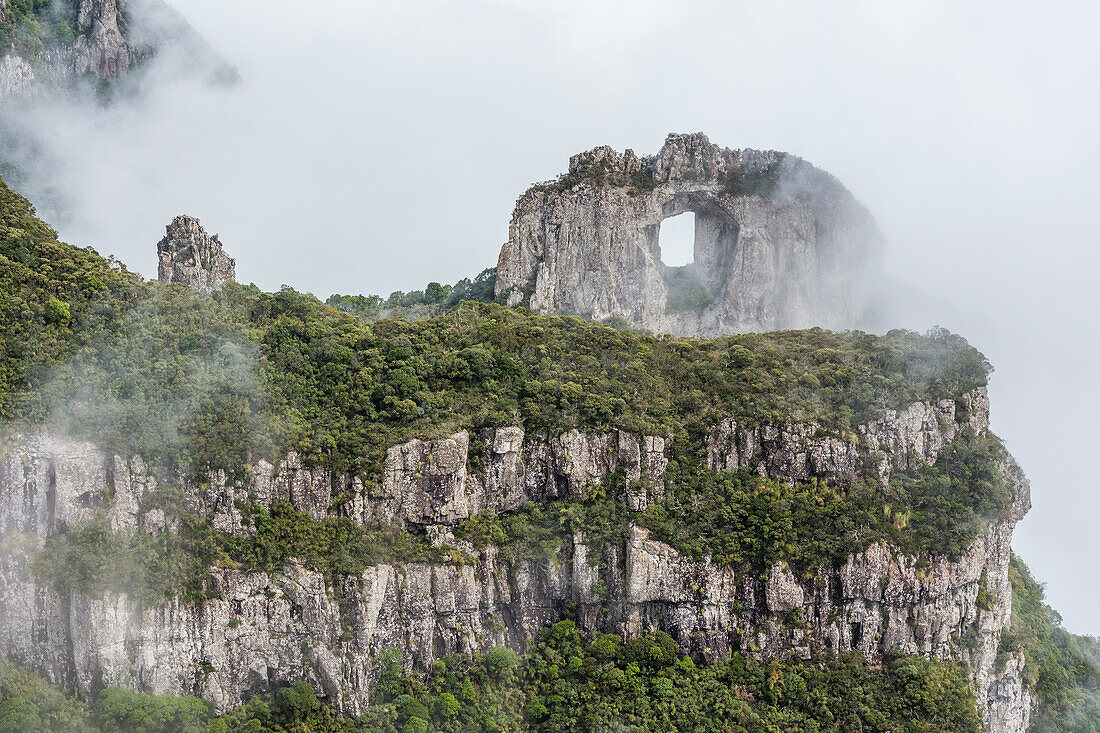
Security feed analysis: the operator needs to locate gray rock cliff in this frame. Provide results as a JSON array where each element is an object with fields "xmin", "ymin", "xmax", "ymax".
[
  {"xmin": 495, "ymin": 133, "xmax": 884, "ymax": 336},
  {"xmin": 0, "ymin": 0, "xmax": 148, "ymax": 101},
  {"xmin": 156, "ymin": 215, "xmax": 236, "ymax": 292},
  {"xmin": 0, "ymin": 388, "xmax": 1030, "ymax": 731},
  {"xmin": 0, "ymin": 0, "xmax": 235, "ymax": 102}
]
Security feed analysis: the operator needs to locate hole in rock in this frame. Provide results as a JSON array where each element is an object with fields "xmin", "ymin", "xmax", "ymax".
[{"xmin": 658, "ymin": 211, "xmax": 696, "ymax": 267}]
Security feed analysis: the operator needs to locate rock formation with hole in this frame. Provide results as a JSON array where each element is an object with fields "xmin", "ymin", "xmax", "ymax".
[
  {"xmin": 495, "ymin": 133, "xmax": 884, "ymax": 335},
  {"xmin": 157, "ymin": 215, "xmax": 236, "ymax": 293}
]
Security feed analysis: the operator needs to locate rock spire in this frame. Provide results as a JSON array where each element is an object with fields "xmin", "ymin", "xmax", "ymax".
[{"xmin": 156, "ymin": 215, "xmax": 235, "ymax": 292}]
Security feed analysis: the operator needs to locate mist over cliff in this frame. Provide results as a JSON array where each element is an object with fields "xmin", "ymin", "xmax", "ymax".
[
  {"xmin": 2, "ymin": 3, "xmax": 1100, "ymax": 730},
  {"xmin": 1, "ymin": 0, "xmax": 1097, "ymax": 645}
]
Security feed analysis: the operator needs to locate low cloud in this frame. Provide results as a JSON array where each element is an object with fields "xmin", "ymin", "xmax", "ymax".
[{"xmin": 1, "ymin": 0, "xmax": 1097, "ymax": 632}]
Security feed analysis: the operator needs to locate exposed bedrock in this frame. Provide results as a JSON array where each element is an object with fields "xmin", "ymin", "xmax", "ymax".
[
  {"xmin": 0, "ymin": 388, "xmax": 1029, "ymax": 731},
  {"xmin": 0, "ymin": 0, "xmax": 236, "ymax": 102},
  {"xmin": 495, "ymin": 132, "xmax": 885, "ymax": 336},
  {"xmin": 156, "ymin": 215, "xmax": 236, "ymax": 292}
]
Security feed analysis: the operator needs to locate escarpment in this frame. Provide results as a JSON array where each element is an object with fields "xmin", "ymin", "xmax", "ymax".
[
  {"xmin": 0, "ymin": 388, "xmax": 1031, "ymax": 731},
  {"xmin": 0, "ymin": 160, "xmax": 1044, "ymax": 729},
  {"xmin": 495, "ymin": 133, "xmax": 884, "ymax": 335}
]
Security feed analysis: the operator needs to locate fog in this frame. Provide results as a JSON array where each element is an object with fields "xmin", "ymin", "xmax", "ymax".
[{"xmin": 4, "ymin": 0, "xmax": 1099, "ymax": 633}]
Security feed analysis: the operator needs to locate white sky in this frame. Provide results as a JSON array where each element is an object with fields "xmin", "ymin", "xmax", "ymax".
[{"xmin": 16, "ymin": 1, "xmax": 1100, "ymax": 633}]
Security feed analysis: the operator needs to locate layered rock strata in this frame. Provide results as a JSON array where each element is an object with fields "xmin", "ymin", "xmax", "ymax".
[
  {"xmin": 156, "ymin": 215, "xmax": 236, "ymax": 292},
  {"xmin": 0, "ymin": 388, "xmax": 1030, "ymax": 731},
  {"xmin": 495, "ymin": 133, "xmax": 884, "ymax": 336}
]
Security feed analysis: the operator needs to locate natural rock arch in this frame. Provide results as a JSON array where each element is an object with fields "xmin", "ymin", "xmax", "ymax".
[{"xmin": 495, "ymin": 133, "xmax": 884, "ymax": 336}]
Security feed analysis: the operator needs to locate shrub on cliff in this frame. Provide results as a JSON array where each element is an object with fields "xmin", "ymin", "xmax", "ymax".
[{"xmin": 31, "ymin": 498, "xmax": 463, "ymax": 603}]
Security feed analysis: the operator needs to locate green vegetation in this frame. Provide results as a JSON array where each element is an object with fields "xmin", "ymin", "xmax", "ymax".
[
  {"xmin": 720, "ymin": 161, "xmax": 784, "ymax": 198},
  {"xmin": 0, "ymin": 0, "xmax": 78, "ymax": 63},
  {"xmin": 29, "ymin": 514, "xmax": 220, "ymax": 604},
  {"xmin": 0, "ymin": 174, "xmax": 1023, "ymax": 729},
  {"xmin": 529, "ymin": 157, "xmax": 658, "ymax": 196},
  {"xmin": 1, "ymin": 620, "xmax": 984, "ymax": 732},
  {"xmin": 456, "ymin": 431, "xmax": 1014, "ymax": 578},
  {"xmin": 223, "ymin": 501, "xmax": 463, "ymax": 574},
  {"xmin": 457, "ymin": 472, "xmax": 633, "ymax": 564},
  {"xmin": 1005, "ymin": 555, "xmax": 1100, "ymax": 731},
  {"xmin": 0, "ymin": 176, "xmax": 142, "ymax": 423},
  {"xmin": 31, "ymin": 498, "xmax": 460, "ymax": 604},
  {"xmin": 2, "ymin": 172, "xmax": 1006, "ymax": 594},
  {"xmin": 326, "ymin": 267, "xmax": 498, "ymax": 322},
  {"xmin": 0, "ymin": 662, "xmax": 90, "ymax": 733},
  {"xmin": 662, "ymin": 264, "xmax": 716, "ymax": 314}
]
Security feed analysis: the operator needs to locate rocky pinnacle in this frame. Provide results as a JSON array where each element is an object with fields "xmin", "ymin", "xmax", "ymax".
[{"xmin": 156, "ymin": 215, "xmax": 236, "ymax": 293}]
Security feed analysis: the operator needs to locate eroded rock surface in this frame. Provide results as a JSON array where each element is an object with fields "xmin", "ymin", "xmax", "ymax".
[
  {"xmin": 157, "ymin": 215, "xmax": 236, "ymax": 292},
  {"xmin": 495, "ymin": 133, "xmax": 884, "ymax": 336},
  {"xmin": 0, "ymin": 389, "xmax": 1029, "ymax": 731}
]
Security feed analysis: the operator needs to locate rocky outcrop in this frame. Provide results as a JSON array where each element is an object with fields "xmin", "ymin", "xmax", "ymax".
[
  {"xmin": 0, "ymin": 0, "xmax": 235, "ymax": 102},
  {"xmin": 708, "ymin": 387, "xmax": 993, "ymax": 483},
  {"xmin": 66, "ymin": 0, "xmax": 142, "ymax": 79},
  {"xmin": 0, "ymin": 389, "xmax": 1030, "ymax": 731},
  {"xmin": 156, "ymin": 215, "xmax": 236, "ymax": 292},
  {"xmin": 495, "ymin": 133, "xmax": 884, "ymax": 336}
]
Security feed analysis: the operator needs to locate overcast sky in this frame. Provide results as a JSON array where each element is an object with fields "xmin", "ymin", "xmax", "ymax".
[{"xmin": 12, "ymin": 0, "xmax": 1100, "ymax": 633}]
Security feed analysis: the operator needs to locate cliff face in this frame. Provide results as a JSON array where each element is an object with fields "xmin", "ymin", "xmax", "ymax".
[
  {"xmin": 495, "ymin": 133, "xmax": 884, "ymax": 336},
  {"xmin": 0, "ymin": 388, "xmax": 1031, "ymax": 731},
  {"xmin": 0, "ymin": 0, "xmax": 147, "ymax": 100},
  {"xmin": 0, "ymin": 0, "xmax": 235, "ymax": 102},
  {"xmin": 156, "ymin": 215, "xmax": 236, "ymax": 292}
]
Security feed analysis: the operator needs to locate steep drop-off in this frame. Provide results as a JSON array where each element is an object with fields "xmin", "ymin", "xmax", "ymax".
[
  {"xmin": 0, "ymin": 172, "xmax": 1075, "ymax": 732},
  {"xmin": 0, "ymin": 385, "xmax": 1030, "ymax": 732}
]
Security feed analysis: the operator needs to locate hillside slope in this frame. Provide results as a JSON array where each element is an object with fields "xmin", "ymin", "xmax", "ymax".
[{"xmin": 0, "ymin": 175, "xmax": 1093, "ymax": 731}]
